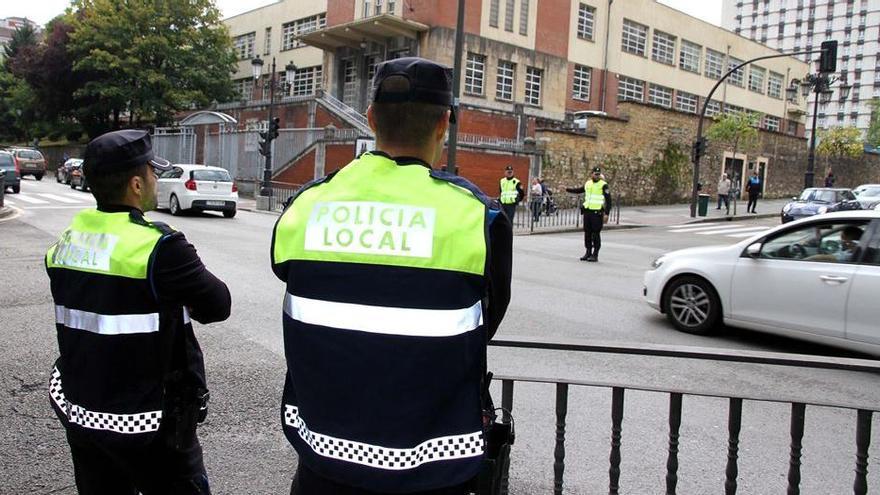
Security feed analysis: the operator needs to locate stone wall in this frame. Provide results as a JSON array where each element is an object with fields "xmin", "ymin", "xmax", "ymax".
[{"xmin": 536, "ymin": 101, "xmax": 880, "ymax": 206}]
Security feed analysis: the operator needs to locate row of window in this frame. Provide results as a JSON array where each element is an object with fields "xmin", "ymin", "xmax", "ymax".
[
  {"xmin": 361, "ymin": 0, "xmax": 396, "ymax": 17},
  {"xmin": 465, "ymin": 54, "xmax": 544, "ymax": 105},
  {"xmin": 489, "ymin": 0, "xmax": 530, "ymax": 36},
  {"xmin": 234, "ymin": 13, "xmax": 327, "ymax": 60},
  {"xmin": 232, "ymin": 65, "xmax": 323, "ymax": 100}
]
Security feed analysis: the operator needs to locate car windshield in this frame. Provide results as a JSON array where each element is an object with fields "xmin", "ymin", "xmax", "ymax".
[
  {"xmin": 798, "ymin": 189, "xmax": 836, "ymax": 203},
  {"xmin": 191, "ymin": 169, "xmax": 231, "ymax": 182},
  {"xmin": 0, "ymin": 154, "xmax": 13, "ymax": 168},
  {"xmin": 16, "ymin": 150, "xmax": 43, "ymax": 160}
]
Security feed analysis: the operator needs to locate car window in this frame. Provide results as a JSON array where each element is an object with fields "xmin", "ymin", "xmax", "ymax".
[
  {"xmin": 760, "ymin": 221, "xmax": 869, "ymax": 264},
  {"xmin": 861, "ymin": 225, "xmax": 880, "ymax": 266},
  {"xmin": 841, "ymin": 191, "xmax": 857, "ymax": 201},
  {"xmin": 0, "ymin": 154, "xmax": 13, "ymax": 168},
  {"xmin": 191, "ymin": 169, "xmax": 231, "ymax": 182},
  {"xmin": 16, "ymin": 150, "xmax": 43, "ymax": 160}
]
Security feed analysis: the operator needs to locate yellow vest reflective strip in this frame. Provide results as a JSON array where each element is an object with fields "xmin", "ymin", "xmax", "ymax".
[
  {"xmin": 582, "ymin": 180, "xmax": 607, "ymax": 211},
  {"xmin": 283, "ymin": 405, "xmax": 483, "ymax": 470},
  {"xmin": 55, "ymin": 305, "xmax": 160, "ymax": 335},
  {"xmin": 283, "ymin": 292, "xmax": 483, "ymax": 337},
  {"xmin": 49, "ymin": 367, "xmax": 163, "ymax": 434},
  {"xmin": 499, "ymin": 178, "xmax": 520, "ymax": 204}
]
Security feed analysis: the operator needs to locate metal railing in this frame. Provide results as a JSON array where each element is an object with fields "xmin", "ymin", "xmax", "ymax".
[
  {"xmin": 509, "ymin": 194, "xmax": 623, "ymax": 233},
  {"xmin": 203, "ymin": 128, "xmax": 323, "ymax": 182},
  {"xmin": 456, "ymin": 133, "xmax": 525, "ymax": 151},
  {"xmin": 262, "ymin": 180, "xmax": 303, "ymax": 212},
  {"xmin": 488, "ymin": 337, "xmax": 880, "ymax": 494},
  {"xmin": 317, "ymin": 92, "xmax": 374, "ymax": 136}
]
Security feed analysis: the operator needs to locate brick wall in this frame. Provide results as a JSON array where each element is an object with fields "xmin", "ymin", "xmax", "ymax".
[
  {"xmin": 534, "ymin": 0, "xmax": 570, "ymax": 58},
  {"xmin": 404, "ymin": 0, "xmax": 482, "ymax": 33},
  {"xmin": 458, "ymin": 107, "xmax": 520, "ymax": 138},
  {"xmin": 327, "ymin": 0, "xmax": 355, "ymax": 26}
]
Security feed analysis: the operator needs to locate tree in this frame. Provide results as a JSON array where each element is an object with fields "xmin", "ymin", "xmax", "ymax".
[
  {"xmin": 816, "ymin": 126, "xmax": 863, "ymax": 170},
  {"xmin": 2, "ymin": 23, "xmax": 38, "ymax": 62},
  {"xmin": 67, "ymin": 0, "xmax": 237, "ymax": 136},
  {"xmin": 866, "ymin": 98, "xmax": 880, "ymax": 148},
  {"xmin": 706, "ymin": 111, "xmax": 761, "ymax": 186}
]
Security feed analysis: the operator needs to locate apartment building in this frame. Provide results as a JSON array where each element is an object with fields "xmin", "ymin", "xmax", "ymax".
[{"xmin": 722, "ymin": 0, "xmax": 880, "ymax": 138}]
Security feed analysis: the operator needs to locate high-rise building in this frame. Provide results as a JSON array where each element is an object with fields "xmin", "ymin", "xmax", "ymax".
[{"xmin": 722, "ymin": 0, "xmax": 878, "ymax": 139}]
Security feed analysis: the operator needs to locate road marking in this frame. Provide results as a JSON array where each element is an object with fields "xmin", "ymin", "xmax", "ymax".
[
  {"xmin": 3, "ymin": 199, "xmax": 14, "ymax": 206},
  {"xmin": 695, "ymin": 226, "xmax": 770, "ymax": 236},
  {"xmin": 13, "ymin": 194, "xmax": 50, "ymax": 204},
  {"xmin": 38, "ymin": 193, "xmax": 81, "ymax": 204},
  {"xmin": 64, "ymin": 193, "xmax": 93, "ymax": 201},
  {"xmin": 668, "ymin": 224, "xmax": 744, "ymax": 233},
  {"xmin": 727, "ymin": 230, "xmax": 771, "ymax": 238}
]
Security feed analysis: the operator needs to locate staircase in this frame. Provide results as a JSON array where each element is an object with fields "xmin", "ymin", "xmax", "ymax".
[{"xmin": 317, "ymin": 92, "xmax": 374, "ymax": 137}]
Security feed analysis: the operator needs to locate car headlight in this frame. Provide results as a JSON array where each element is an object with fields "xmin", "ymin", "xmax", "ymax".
[
  {"xmin": 782, "ymin": 204, "xmax": 791, "ymax": 214},
  {"xmin": 650, "ymin": 256, "xmax": 665, "ymax": 269},
  {"xmin": 817, "ymin": 206, "xmax": 828, "ymax": 214}
]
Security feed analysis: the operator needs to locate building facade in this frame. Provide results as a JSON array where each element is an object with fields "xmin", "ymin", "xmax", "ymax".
[
  {"xmin": 0, "ymin": 17, "xmax": 41, "ymax": 62},
  {"xmin": 722, "ymin": 0, "xmax": 879, "ymax": 138}
]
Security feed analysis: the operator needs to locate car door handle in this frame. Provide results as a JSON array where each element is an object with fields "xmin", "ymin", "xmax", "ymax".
[{"xmin": 820, "ymin": 275, "xmax": 849, "ymax": 284}]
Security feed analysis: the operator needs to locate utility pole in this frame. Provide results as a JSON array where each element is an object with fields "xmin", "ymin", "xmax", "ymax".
[{"xmin": 446, "ymin": 0, "xmax": 466, "ymax": 175}]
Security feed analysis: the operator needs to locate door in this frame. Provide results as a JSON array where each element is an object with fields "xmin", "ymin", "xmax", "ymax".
[
  {"xmin": 156, "ymin": 167, "xmax": 183, "ymax": 208},
  {"xmin": 845, "ymin": 221, "xmax": 880, "ymax": 345},
  {"xmin": 730, "ymin": 220, "xmax": 869, "ymax": 338}
]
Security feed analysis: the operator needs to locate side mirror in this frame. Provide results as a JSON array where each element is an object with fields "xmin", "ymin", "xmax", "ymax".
[
  {"xmin": 745, "ymin": 242, "xmax": 762, "ymax": 258},
  {"xmin": 791, "ymin": 196, "xmax": 798, "ymax": 201}
]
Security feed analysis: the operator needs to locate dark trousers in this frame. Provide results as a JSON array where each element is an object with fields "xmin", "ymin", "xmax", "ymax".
[
  {"xmin": 717, "ymin": 194, "xmax": 729, "ymax": 211},
  {"xmin": 583, "ymin": 210, "xmax": 604, "ymax": 255},
  {"xmin": 65, "ymin": 422, "xmax": 210, "ymax": 495},
  {"xmin": 501, "ymin": 203, "xmax": 517, "ymax": 224},
  {"xmin": 290, "ymin": 461, "xmax": 474, "ymax": 495},
  {"xmin": 747, "ymin": 193, "xmax": 758, "ymax": 212}
]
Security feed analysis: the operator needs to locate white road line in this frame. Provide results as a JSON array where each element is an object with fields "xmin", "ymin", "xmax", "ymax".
[
  {"xmin": 38, "ymin": 193, "xmax": 81, "ymax": 204},
  {"xmin": 668, "ymin": 224, "xmax": 743, "ymax": 233},
  {"xmin": 695, "ymin": 226, "xmax": 771, "ymax": 236},
  {"xmin": 3, "ymin": 199, "xmax": 14, "ymax": 206},
  {"xmin": 13, "ymin": 194, "xmax": 50, "ymax": 204},
  {"xmin": 727, "ymin": 230, "xmax": 771, "ymax": 238},
  {"xmin": 64, "ymin": 193, "xmax": 93, "ymax": 201}
]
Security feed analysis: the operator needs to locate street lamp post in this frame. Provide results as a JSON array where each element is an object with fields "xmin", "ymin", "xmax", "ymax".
[{"xmin": 251, "ymin": 56, "xmax": 297, "ymax": 197}]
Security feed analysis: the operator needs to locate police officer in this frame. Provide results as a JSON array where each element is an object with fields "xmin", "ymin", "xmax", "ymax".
[
  {"xmin": 499, "ymin": 165, "xmax": 523, "ymax": 223},
  {"xmin": 46, "ymin": 130, "xmax": 231, "ymax": 494},
  {"xmin": 567, "ymin": 166, "xmax": 612, "ymax": 262},
  {"xmin": 271, "ymin": 57, "xmax": 513, "ymax": 495}
]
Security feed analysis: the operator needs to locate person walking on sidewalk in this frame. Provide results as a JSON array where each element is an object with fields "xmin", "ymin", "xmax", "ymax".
[
  {"xmin": 530, "ymin": 177, "xmax": 543, "ymax": 223},
  {"xmin": 746, "ymin": 171, "xmax": 761, "ymax": 213},
  {"xmin": 499, "ymin": 165, "xmax": 524, "ymax": 224},
  {"xmin": 716, "ymin": 173, "xmax": 731, "ymax": 213},
  {"xmin": 567, "ymin": 166, "xmax": 612, "ymax": 262}
]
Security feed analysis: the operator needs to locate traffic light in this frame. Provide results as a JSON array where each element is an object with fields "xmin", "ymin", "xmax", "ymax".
[
  {"xmin": 258, "ymin": 130, "xmax": 271, "ymax": 157},
  {"xmin": 269, "ymin": 117, "xmax": 280, "ymax": 140},
  {"xmin": 819, "ymin": 40, "xmax": 837, "ymax": 73},
  {"xmin": 691, "ymin": 136, "xmax": 708, "ymax": 162}
]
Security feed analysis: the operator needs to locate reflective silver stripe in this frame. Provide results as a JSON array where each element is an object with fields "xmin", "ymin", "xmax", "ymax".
[
  {"xmin": 283, "ymin": 293, "xmax": 483, "ymax": 337},
  {"xmin": 49, "ymin": 367, "xmax": 162, "ymax": 434},
  {"xmin": 284, "ymin": 405, "xmax": 483, "ymax": 470},
  {"xmin": 55, "ymin": 305, "xmax": 159, "ymax": 335}
]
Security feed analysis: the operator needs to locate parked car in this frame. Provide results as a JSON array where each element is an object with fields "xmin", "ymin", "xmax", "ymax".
[
  {"xmin": 0, "ymin": 151, "xmax": 20, "ymax": 193},
  {"xmin": 643, "ymin": 211, "xmax": 880, "ymax": 356},
  {"xmin": 69, "ymin": 165, "xmax": 89, "ymax": 192},
  {"xmin": 9, "ymin": 148, "xmax": 46, "ymax": 180},
  {"xmin": 56, "ymin": 158, "xmax": 83, "ymax": 185},
  {"xmin": 572, "ymin": 110, "xmax": 608, "ymax": 130},
  {"xmin": 780, "ymin": 187, "xmax": 861, "ymax": 223},
  {"xmin": 156, "ymin": 164, "xmax": 238, "ymax": 218},
  {"xmin": 852, "ymin": 183, "xmax": 880, "ymax": 209}
]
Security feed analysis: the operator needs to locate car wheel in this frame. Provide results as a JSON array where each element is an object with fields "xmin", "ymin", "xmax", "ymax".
[
  {"xmin": 663, "ymin": 275, "xmax": 721, "ymax": 335},
  {"xmin": 35, "ymin": 174, "xmax": 43, "ymax": 181},
  {"xmin": 71, "ymin": 182, "xmax": 77, "ymax": 190},
  {"xmin": 56, "ymin": 173, "xmax": 61, "ymax": 183},
  {"xmin": 12, "ymin": 184, "xmax": 20, "ymax": 194},
  {"xmin": 223, "ymin": 208, "xmax": 236, "ymax": 218},
  {"xmin": 170, "ymin": 194, "xmax": 183, "ymax": 216}
]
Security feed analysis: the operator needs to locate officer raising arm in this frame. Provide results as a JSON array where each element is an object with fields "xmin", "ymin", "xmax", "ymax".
[
  {"xmin": 271, "ymin": 57, "xmax": 513, "ymax": 495},
  {"xmin": 46, "ymin": 130, "xmax": 231, "ymax": 495},
  {"xmin": 567, "ymin": 166, "xmax": 612, "ymax": 262},
  {"xmin": 499, "ymin": 165, "xmax": 524, "ymax": 224}
]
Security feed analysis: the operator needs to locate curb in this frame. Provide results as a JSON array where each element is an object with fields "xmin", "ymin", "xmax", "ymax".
[
  {"xmin": 238, "ymin": 206, "xmax": 281, "ymax": 216},
  {"xmin": 0, "ymin": 205, "xmax": 20, "ymax": 221}
]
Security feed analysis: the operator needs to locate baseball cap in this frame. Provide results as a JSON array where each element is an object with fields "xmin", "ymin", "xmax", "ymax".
[
  {"xmin": 84, "ymin": 129, "xmax": 171, "ymax": 175},
  {"xmin": 505, "ymin": 165, "xmax": 514, "ymax": 171},
  {"xmin": 592, "ymin": 167, "xmax": 602, "ymax": 173},
  {"xmin": 372, "ymin": 57, "xmax": 454, "ymax": 106}
]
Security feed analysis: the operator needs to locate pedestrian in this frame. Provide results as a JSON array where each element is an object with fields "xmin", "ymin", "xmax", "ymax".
[
  {"xmin": 716, "ymin": 173, "xmax": 731, "ymax": 213},
  {"xmin": 531, "ymin": 177, "xmax": 543, "ymax": 222},
  {"xmin": 45, "ymin": 130, "xmax": 231, "ymax": 494},
  {"xmin": 499, "ymin": 164, "xmax": 524, "ymax": 224},
  {"xmin": 824, "ymin": 170, "xmax": 835, "ymax": 187},
  {"xmin": 567, "ymin": 166, "xmax": 612, "ymax": 262},
  {"xmin": 746, "ymin": 171, "xmax": 761, "ymax": 213},
  {"xmin": 271, "ymin": 57, "xmax": 513, "ymax": 495}
]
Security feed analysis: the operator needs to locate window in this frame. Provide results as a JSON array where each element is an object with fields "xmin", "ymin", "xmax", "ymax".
[
  {"xmin": 617, "ymin": 76, "xmax": 644, "ymax": 102},
  {"xmin": 760, "ymin": 221, "xmax": 868, "ymax": 264},
  {"xmin": 192, "ymin": 169, "xmax": 232, "ymax": 182},
  {"xmin": 577, "ymin": 3, "xmax": 596, "ymax": 41},
  {"xmin": 768, "ymin": 71, "xmax": 784, "ymax": 99},
  {"xmin": 291, "ymin": 66, "xmax": 323, "ymax": 96},
  {"xmin": 234, "ymin": 32, "xmax": 256, "ymax": 60},
  {"xmin": 342, "ymin": 59, "xmax": 357, "ymax": 107},
  {"xmin": 648, "ymin": 84, "xmax": 673, "ymax": 108},
  {"xmin": 705, "ymin": 100, "xmax": 721, "ymax": 117},
  {"xmin": 363, "ymin": 0, "xmax": 371, "ymax": 17},
  {"xmin": 525, "ymin": 66, "xmax": 543, "ymax": 105},
  {"xmin": 748, "ymin": 66, "xmax": 766, "ymax": 93},
  {"xmin": 496, "ymin": 60, "xmax": 515, "ymax": 101},
  {"xmin": 652, "ymin": 31, "xmax": 676, "ymax": 65},
  {"xmin": 573, "ymin": 64, "xmax": 591, "ymax": 101},
  {"xmin": 282, "ymin": 14, "xmax": 327, "ymax": 51},
  {"xmin": 264, "ymin": 28, "xmax": 271, "ymax": 55},
  {"xmin": 519, "ymin": 0, "xmax": 529, "ymax": 35},
  {"xmin": 464, "ymin": 53, "xmax": 486, "ymax": 95},
  {"xmin": 705, "ymin": 49, "xmax": 725, "ymax": 79},
  {"xmin": 622, "ymin": 19, "xmax": 648, "ymax": 56},
  {"xmin": 505, "ymin": 0, "xmax": 515, "ymax": 32},
  {"xmin": 728, "ymin": 57, "xmax": 745, "ymax": 87},
  {"xmin": 764, "ymin": 115, "xmax": 780, "ymax": 131},
  {"xmin": 675, "ymin": 91, "xmax": 698, "ymax": 113},
  {"xmin": 233, "ymin": 78, "xmax": 254, "ymax": 101},
  {"xmin": 679, "ymin": 40, "xmax": 701, "ymax": 73},
  {"xmin": 490, "ymin": 0, "xmax": 500, "ymax": 27}
]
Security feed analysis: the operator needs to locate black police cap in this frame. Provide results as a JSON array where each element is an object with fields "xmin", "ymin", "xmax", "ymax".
[
  {"xmin": 84, "ymin": 129, "xmax": 171, "ymax": 175},
  {"xmin": 592, "ymin": 167, "xmax": 602, "ymax": 173},
  {"xmin": 371, "ymin": 57, "xmax": 453, "ymax": 106}
]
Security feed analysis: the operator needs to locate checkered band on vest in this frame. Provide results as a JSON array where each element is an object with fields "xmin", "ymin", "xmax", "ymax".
[
  {"xmin": 49, "ymin": 367, "xmax": 163, "ymax": 434},
  {"xmin": 284, "ymin": 405, "xmax": 484, "ymax": 470}
]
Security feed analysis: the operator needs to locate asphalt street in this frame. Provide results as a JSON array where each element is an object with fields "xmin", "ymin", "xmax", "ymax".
[{"xmin": 1, "ymin": 177, "xmax": 878, "ymax": 494}]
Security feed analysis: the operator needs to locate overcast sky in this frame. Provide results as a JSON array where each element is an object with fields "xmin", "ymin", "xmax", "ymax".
[{"xmin": 7, "ymin": 0, "xmax": 723, "ymax": 27}]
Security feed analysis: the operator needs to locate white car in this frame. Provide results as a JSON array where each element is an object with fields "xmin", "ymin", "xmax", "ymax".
[
  {"xmin": 643, "ymin": 211, "xmax": 880, "ymax": 356},
  {"xmin": 156, "ymin": 164, "xmax": 238, "ymax": 218}
]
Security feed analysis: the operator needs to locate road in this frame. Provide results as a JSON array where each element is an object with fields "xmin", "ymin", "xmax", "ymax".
[{"xmin": 1, "ymin": 177, "xmax": 878, "ymax": 494}]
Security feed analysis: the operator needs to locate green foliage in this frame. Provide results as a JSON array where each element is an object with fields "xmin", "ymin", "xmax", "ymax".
[
  {"xmin": 648, "ymin": 141, "xmax": 690, "ymax": 203},
  {"xmin": 866, "ymin": 98, "xmax": 880, "ymax": 148},
  {"xmin": 817, "ymin": 126, "xmax": 863, "ymax": 159},
  {"xmin": 706, "ymin": 111, "xmax": 761, "ymax": 154},
  {"xmin": 3, "ymin": 23, "xmax": 38, "ymax": 62}
]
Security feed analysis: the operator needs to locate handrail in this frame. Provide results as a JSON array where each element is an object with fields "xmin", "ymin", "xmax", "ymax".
[{"xmin": 317, "ymin": 92, "xmax": 374, "ymax": 136}]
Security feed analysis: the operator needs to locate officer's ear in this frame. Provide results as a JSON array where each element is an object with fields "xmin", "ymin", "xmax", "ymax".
[{"xmin": 434, "ymin": 110, "xmax": 450, "ymax": 142}]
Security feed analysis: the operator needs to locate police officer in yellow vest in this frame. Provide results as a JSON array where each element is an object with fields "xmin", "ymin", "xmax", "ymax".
[
  {"xmin": 46, "ymin": 130, "xmax": 231, "ymax": 494},
  {"xmin": 272, "ymin": 57, "xmax": 513, "ymax": 494},
  {"xmin": 567, "ymin": 166, "xmax": 612, "ymax": 262},
  {"xmin": 499, "ymin": 165, "xmax": 524, "ymax": 223}
]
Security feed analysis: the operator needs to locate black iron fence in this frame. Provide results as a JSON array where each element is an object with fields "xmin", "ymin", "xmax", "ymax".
[
  {"xmin": 508, "ymin": 194, "xmax": 623, "ymax": 233},
  {"xmin": 257, "ymin": 180, "xmax": 303, "ymax": 212},
  {"xmin": 488, "ymin": 338, "xmax": 879, "ymax": 494}
]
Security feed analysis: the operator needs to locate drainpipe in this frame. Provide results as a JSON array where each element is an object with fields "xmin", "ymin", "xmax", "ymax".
[{"xmin": 599, "ymin": 0, "xmax": 614, "ymax": 112}]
